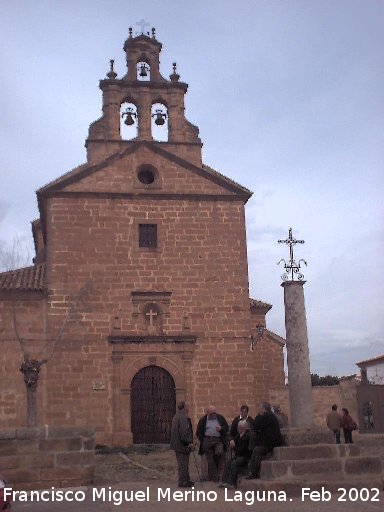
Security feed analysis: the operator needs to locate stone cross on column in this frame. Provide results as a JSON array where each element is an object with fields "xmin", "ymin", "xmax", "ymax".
[{"xmin": 278, "ymin": 228, "xmax": 314, "ymax": 428}]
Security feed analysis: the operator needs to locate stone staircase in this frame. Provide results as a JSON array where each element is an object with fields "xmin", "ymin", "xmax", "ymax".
[{"xmin": 239, "ymin": 437, "xmax": 384, "ymax": 496}]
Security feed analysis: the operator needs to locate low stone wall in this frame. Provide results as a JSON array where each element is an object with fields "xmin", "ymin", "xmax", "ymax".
[
  {"xmin": 0, "ymin": 426, "xmax": 95, "ymax": 490},
  {"xmin": 269, "ymin": 377, "xmax": 358, "ymax": 428}
]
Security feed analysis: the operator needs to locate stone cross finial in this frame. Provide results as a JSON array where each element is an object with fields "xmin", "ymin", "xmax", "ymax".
[
  {"xmin": 107, "ymin": 59, "xmax": 117, "ymax": 79},
  {"xmin": 277, "ymin": 227, "xmax": 307, "ymax": 281},
  {"xmin": 136, "ymin": 19, "xmax": 150, "ymax": 35}
]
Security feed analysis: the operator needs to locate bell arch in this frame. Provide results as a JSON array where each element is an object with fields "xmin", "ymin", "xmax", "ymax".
[
  {"xmin": 137, "ymin": 59, "xmax": 151, "ymax": 81},
  {"xmin": 151, "ymin": 101, "xmax": 168, "ymax": 142},
  {"xmin": 120, "ymin": 101, "xmax": 138, "ymax": 140}
]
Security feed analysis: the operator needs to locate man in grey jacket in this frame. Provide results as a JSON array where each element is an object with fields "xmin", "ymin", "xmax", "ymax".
[{"xmin": 170, "ymin": 401, "xmax": 194, "ymax": 487}]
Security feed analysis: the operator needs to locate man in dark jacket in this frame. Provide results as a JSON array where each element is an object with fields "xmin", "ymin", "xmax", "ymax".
[
  {"xmin": 229, "ymin": 404, "xmax": 255, "ymax": 439},
  {"xmin": 170, "ymin": 401, "xmax": 194, "ymax": 487},
  {"xmin": 196, "ymin": 405, "xmax": 229, "ymax": 482},
  {"xmin": 246, "ymin": 401, "xmax": 282, "ymax": 479},
  {"xmin": 219, "ymin": 420, "xmax": 251, "ymax": 488}
]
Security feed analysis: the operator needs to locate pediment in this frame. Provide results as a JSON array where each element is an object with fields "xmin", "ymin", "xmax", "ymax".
[{"xmin": 37, "ymin": 142, "xmax": 252, "ymax": 201}]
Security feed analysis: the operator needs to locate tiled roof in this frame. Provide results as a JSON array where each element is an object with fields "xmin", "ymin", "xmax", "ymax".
[
  {"xmin": 356, "ymin": 355, "xmax": 384, "ymax": 367},
  {"xmin": 249, "ymin": 298, "xmax": 272, "ymax": 311},
  {"xmin": 265, "ymin": 329, "xmax": 286, "ymax": 346},
  {"xmin": 0, "ymin": 264, "xmax": 45, "ymax": 292}
]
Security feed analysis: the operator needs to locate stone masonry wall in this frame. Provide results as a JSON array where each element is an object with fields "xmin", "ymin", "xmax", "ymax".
[
  {"xmin": 0, "ymin": 297, "xmax": 46, "ymax": 427},
  {"xmin": 269, "ymin": 378, "xmax": 358, "ymax": 428},
  {"xmin": 0, "ymin": 426, "xmax": 94, "ymax": 490},
  {"xmin": 41, "ymin": 191, "xmax": 257, "ymax": 436}
]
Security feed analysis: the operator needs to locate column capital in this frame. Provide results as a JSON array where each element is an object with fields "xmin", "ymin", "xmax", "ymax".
[{"xmin": 281, "ymin": 280, "xmax": 306, "ymax": 288}]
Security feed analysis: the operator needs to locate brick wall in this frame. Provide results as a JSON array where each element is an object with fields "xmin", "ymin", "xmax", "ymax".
[{"xmin": 0, "ymin": 426, "xmax": 94, "ymax": 490}]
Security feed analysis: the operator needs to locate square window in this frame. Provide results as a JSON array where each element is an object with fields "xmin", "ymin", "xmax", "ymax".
[{"xmin": 139, "ymin": 224, "xmax": 157, "ymax": 248}]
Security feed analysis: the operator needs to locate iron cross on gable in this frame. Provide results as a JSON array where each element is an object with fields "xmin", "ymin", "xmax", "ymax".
[
  {"xmin": 136, "ymin": 19, "xmax": 150, "ymax": 35},
  {"xmin": 277, "ymin": 227, "xmax": 307, "ymax": 281}
]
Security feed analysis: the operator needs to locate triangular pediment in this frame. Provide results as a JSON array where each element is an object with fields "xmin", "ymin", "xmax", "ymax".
[{"xmin": 37, "ymin": 142, "xmax": 252, "ymax": 201}]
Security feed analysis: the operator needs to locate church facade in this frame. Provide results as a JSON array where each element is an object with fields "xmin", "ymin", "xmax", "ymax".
[{"xmin": 0, "ymin": 29, "xmax": 284, "ymax": 445}]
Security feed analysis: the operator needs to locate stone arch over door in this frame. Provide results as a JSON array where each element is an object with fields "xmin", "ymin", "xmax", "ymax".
[
  {"xmin": 110, "ymin": 343, "xmax": 195, "ymax": 447},
  {"xmin": 131, "ymin": 365, "xmax": 176, "ymax": 443}
]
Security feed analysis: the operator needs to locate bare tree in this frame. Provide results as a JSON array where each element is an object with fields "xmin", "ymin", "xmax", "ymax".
[
  {"xmin": 0, "ymin": 235, "xmax": 31, "ymax": 271},
  {"xmin": 14, "ymin": 282, "xmax": 92, "ymax": 427}
]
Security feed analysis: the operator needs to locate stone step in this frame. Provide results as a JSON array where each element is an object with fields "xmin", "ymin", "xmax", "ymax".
[
  {"xmin": 238, "ymin": 476, "xmax": 384, "ymax": 497},
  {"xmin": 272, "ymin": 443, "xmax": 361, "ymax": 461},
  {"xmin": 260, "ymin": 456, "xmax": 383, "ymax": 481}
]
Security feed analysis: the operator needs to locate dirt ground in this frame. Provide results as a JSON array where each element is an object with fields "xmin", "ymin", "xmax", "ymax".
[
  {"xmin": 93, "ymin": 444, "xmax": 183, "ymax": 484},
  {"xmin": 11, "ymin": 446, "xmax": 384, "ymax": 512}
]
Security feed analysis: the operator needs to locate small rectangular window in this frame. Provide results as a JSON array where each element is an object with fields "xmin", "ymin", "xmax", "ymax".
[{"xmin": 139, "ymin": 224, "xmax": 157, "ymax": 248}]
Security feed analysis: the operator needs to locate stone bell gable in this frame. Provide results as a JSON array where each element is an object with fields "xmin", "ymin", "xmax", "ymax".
[
  {"xmin": 86, "ymin": 30, "xmax": 202, "ymax": 166},
  {"xmin": 0, "ymin": 28, "xmax": 285, "ymax": 445}
]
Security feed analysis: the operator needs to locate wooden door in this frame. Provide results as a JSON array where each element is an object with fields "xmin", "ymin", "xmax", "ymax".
[{"xmin": 131, "ymin": 365, "xmax": 176, "ymax": 443}]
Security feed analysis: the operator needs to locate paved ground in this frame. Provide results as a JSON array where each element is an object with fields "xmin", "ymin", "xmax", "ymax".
[
  {"xmin": 11, "ymin": 480, "xmax": 384, "ymax": 512},
  {"xmin": 10, "ymin": 446, "xmax": 384, "ymax": 511}
]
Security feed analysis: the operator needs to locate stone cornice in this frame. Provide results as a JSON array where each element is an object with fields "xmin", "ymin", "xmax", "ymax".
[{"xmin": 108, "ymin": 335, "xmax": 197, "ymax": 344}]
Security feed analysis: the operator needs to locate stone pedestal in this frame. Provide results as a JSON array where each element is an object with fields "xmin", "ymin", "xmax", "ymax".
[
  {"xmin": 282, "ymin": 427, "xmax": 334, "ymax": 445},
  {"xmin": 282, "ymin": 280, "xmax": 314, "ymax": 428}
]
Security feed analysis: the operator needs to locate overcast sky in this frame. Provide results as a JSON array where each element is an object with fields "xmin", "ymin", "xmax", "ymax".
[{"xmin": 1, "ymin": 0, "xmax": 383, "ymax": 377}]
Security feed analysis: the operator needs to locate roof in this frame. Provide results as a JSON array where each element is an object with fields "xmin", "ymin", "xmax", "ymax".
[
  {"xmin": 265, "ymin": 329, "xmax": 286, "ymax": 346},
  {"xmin": 202, "ymin": 163, "xmax": 252, "ymax": 197},
  {"xmin": 37, "ymin": 142, "xmax": 252, "ymax": 199},
  {"xmin": 356, "ymin": 355, "xmax": 384, "ymax": 367},
  {"xmin": 249, "ymin": 298, "xmax": 272, "ymax": 312},
  {"xmin": 0, "ymin": 264, "xmax": 45, "ymax": 292}
]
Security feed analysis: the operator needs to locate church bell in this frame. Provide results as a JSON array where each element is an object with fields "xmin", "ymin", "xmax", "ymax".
[
  {"xmin": 122, "ymin": 108, "xmax": 136, "ymax": 126},
  {"xmin": 139, "ymin": 63, "xmax": 148, "ymax": 77},
  {"xmin": 154, "ymin": 109, "xmax": 166, "ymax": 126}
]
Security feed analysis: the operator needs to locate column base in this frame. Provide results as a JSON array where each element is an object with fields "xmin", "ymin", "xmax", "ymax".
[{"xmin": 282, "ymin": 427, "xmax": 334, "ymax": 445}]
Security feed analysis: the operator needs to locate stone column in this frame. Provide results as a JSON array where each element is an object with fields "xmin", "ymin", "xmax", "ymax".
[{"xmin": 282, "ymin": 280, "xmax": 314, "ymax": 428}]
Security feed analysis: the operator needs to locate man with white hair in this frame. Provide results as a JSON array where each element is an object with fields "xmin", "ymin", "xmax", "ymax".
[
  {"xmin": 219, "ymin": 419, "xmax": 251, "ymax": 489},
  {"xmin": 196, "ymin": 405, "xmax": 229, "ymax": 482}
]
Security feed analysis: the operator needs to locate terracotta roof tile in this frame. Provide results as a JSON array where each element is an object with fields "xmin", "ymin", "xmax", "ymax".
[
  {"xmin": 249, "ymin": 298, "xmax": 272, "ymax": 311},
  {"xmin": 356, "ymin": 354, "xmax": 384, "ymax": 367},
  {"xmin": 0, "ymin": 264, "xmax": 45, "ymax": 292}
]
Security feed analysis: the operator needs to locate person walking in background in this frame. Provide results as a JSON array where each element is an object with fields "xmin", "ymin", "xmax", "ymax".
[
  {"xmin": 170, "ymin": 401, "xmax": 194, "ymax": 488},
  {"xmin": 326, "ymin": 404, "xmax": 342, "ymax": 444},
  {"xmin": 340, "ymin": 408, "xmax": 357, "ymax": 444},
  {"xmin": 196, "ymin": 405, "xmax": 229, "ymax": 482}
]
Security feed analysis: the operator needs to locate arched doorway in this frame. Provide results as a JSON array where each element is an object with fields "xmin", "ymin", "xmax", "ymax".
[{"xmin": 131, "ymin": 365, "xmax": 176, "ymax": 443}]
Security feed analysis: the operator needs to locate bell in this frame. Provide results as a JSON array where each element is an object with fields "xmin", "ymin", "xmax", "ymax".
[
  {"xmin": 139, "ymin": 63, "xmax": 148, "ymax": 77},
  {"xmin": 154, "ymin": 111, "xmax": 165, "ymax": 126},
  {"xmin": 124, "ymin": 112, "xmax": 135, "ymax": 126}
]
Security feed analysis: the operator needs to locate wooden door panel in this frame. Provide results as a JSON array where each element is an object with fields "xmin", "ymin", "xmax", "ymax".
[{"xmin": 131, "ymin": 365, "xmax": 176, "ymax": 443}]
